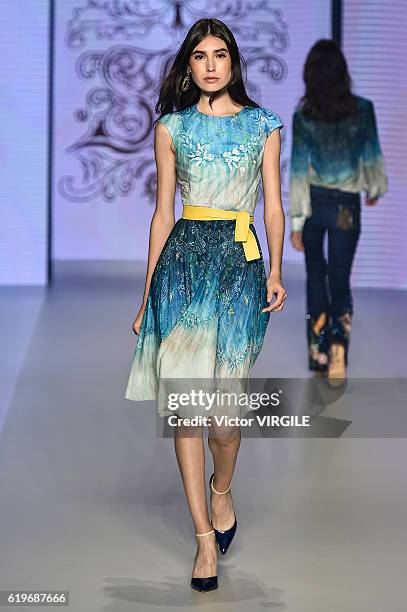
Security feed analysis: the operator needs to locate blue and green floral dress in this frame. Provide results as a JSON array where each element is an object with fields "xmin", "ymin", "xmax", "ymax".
[{"xmin": 125, "ymin": 103, "xmax": 284, "ymax": 416}]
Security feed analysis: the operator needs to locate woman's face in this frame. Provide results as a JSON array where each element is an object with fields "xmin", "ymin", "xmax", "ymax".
[{"xmin": 188, "ymin": 35, "xmax": 232, "ymax": 93}]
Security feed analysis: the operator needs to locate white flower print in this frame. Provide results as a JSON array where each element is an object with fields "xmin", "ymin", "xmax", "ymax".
[
  {"xmin": 187, "ymin": 142, "xmax": 215, "ymax": 166},
  {"xmin": 228, "ymin": 345, "xmax": 250, "ymax": 370},
  {"xmin": 222, "ymin": 143, "xmax": 251, "ymax": 170},
  {"xmin": 222, "ymin": 147, "xmax": 243, "ymax": 170}
]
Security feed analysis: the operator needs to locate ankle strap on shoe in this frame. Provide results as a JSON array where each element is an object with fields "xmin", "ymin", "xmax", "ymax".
[
  {"xmin": 210, "ymin": 475, "xmax": 231, "ymax": 495},
  {"xmin": 195, "ymin": 528, "xmax": 215, "ymax": 537}
]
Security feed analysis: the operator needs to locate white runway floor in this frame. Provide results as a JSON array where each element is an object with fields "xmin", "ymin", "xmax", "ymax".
[{"xmin": 1, "ymin": 260, "xmax": 406, "ymax": 612}]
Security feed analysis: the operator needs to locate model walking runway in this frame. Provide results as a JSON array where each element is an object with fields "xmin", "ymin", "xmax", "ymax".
[{"xmin": 125, "ymin": 103, "xmax": 283, "ymax": 414}]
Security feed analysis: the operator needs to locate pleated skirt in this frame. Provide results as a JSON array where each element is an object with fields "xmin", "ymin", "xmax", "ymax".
[{"xmin": 124, "ymin": 218, "xmax": 270, "ymax": 417}]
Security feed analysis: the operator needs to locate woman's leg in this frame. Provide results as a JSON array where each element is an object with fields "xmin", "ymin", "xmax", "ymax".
[
  {"xmin": 208, "ymin": 424, "xmax": 241, "ymax": 530},
  {"xmin": 302, "ymin": 207, "xmax": 330, "ymax": 372},
  {"xmin": 327, "ymin": 200, "xmax": 361, "ymax": 366},
  {"xmin": 174, "ymin": 424, "xmax": 217, "ymax": 578}
]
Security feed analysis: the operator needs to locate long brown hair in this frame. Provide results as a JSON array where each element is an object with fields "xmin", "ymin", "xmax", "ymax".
[
  {"xmin": 155, "ymin": 18, "xmax": 259, "ymax": 122},
  {"xmin": 298, "ymin": 39, "xmax": 358, "ymax": 122}
]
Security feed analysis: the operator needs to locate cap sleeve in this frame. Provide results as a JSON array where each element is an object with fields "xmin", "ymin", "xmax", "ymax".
[
  {"xmin": 262, "ymin": 108, "xmax": 284, "ymax": 137},
  {"xmin": 156, "ymin": 112, "xmax": 179, "ymax": 145}
]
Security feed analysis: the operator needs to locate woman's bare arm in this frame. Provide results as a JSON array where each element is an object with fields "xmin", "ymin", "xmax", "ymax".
[
  {"xmin": 140, "ymin": 121, "xmax": 177, "ymax": 306},
  {"xmin": 132, "ymin": 121, "xmax": 177, "ymax": 333},
  {"xmin": 260, "ymin": 128, "xmax": 287, "ymax": 312}
]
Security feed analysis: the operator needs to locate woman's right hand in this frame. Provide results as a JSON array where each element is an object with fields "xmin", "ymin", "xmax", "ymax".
[
  {"xmin": 365, "ymin": 196, "xmax": 379, "ymax": 206},
  {"xmin": 290, "ymin": 230, "xmax": 304, "ymax": 251},
  {"xmin": 132, "ymin": 303, "xmax": 146, "ymax": 336}
]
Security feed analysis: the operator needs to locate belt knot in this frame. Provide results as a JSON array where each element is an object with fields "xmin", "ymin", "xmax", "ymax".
[{"xmin": 181, "ymin": 204, "xmax": 261, "ymax": 261}]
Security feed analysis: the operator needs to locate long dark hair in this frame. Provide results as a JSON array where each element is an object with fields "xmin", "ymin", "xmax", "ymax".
[
  {"xmin": 298, "ymin": 39, "xmax": 358, "ymax": 122},
  {"xmin": 155, "ymin": 18, "xmax": 259, "ymax": 122}
]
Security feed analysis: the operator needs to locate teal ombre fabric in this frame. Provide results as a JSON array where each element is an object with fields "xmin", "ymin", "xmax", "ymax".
[
  {"xmin": 156, "ymin": 103, "xmax": 284, "ymax": 214},
  {"xmin": 124, "ymin": 103, "xmax": 284, "ymax": 418},
  {"xmin": 289, "ymin": 95, "xmax": 388, "ymax": 231}
]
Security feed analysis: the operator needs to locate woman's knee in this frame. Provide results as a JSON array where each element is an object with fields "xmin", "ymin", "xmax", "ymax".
[
  {"xmin": 208, "ymin": 425, "xmax": 240, "ymax": 446},
  {"xmin": 174, "ymin": 423, "xmax": 204, "ymax": 438}
]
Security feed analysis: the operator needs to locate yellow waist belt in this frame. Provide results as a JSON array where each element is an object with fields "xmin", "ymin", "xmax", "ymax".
[{"xmin": 181, "ymin": 204, "xmax": 260, "ymax": 262}]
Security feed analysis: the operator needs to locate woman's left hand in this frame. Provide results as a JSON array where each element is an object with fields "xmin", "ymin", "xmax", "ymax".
[
  {"xmin": 262, "ymin": 277, "xmax": 287, "ymax": 312},
  {"xmin": 290, "ymin": 230, "xmax": 304, "ymax": 251}
]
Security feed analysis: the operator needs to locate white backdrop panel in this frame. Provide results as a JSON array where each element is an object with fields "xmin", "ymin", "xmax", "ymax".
[
  {"xmin": 0, "ymin": 1, "xmax": 49, "ymax": 285},
  {"xmin": 343, "ymin": 0, "xmax": 407, "ymax": 289}
]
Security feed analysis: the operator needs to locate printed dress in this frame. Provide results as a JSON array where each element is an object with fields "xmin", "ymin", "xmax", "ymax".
[{"xmin": 125, "ymin": 102, "xmax": 284, "ymax": 418}]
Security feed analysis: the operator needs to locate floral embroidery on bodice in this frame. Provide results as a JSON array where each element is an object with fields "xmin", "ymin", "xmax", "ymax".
[{"xmin": 157, "ymin": 103, "xmax": 284, "ymax": 215}]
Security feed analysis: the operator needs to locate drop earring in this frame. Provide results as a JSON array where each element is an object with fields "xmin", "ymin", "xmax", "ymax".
[{"xmin": 181, "ymin": 66, "xmax": 192, "ymax": 92}]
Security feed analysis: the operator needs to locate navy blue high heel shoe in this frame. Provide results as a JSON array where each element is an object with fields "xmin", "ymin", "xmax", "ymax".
[
  {"xmin": 190, "ymin": 528, "xmax": 218, "ymax": 593},
  {"xmin": 209, "ymin": 472, "xmax": 237, "ymax": 555}
]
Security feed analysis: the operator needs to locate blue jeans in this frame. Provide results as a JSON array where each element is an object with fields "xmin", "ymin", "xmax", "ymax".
[{"xmin": 302, "ymin": 185, "xmax": 361, "ymax": 371}]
